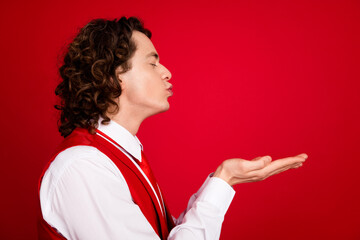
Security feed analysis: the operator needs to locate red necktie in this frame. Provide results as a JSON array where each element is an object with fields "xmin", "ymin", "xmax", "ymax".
[
  {"xmin": 137, "ymin": 151, "xmax": 166, "ymax": 217},
  {"xmin": 138, "ymin": 152, "xmax": 176, "ymax": 238}
]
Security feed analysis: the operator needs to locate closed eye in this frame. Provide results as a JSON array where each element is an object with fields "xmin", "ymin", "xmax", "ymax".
[{"xmin": 150, "ymin": 63, "xmax": 158, "ymax": 67}]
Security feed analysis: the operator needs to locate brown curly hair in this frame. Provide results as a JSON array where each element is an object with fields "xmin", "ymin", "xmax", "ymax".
[{"xmin": 55, "ymin": 17, "xmax": 151, "ymax": 137}]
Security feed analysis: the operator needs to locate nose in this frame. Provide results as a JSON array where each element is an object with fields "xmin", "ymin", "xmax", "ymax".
[{"xmin": 161, "ymin": 64, "xmax": 172, "ymax": 81}]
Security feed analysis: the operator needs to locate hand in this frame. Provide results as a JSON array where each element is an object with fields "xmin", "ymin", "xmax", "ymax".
[{"xmin": 213, "ymin": 153, "xmax": 308, "ymax": 186}]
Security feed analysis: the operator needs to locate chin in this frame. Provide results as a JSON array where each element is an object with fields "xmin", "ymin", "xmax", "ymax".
[
  {"xmin": 147, "ymin": 102, "xmax": 170, "ymax": 117},
  {"xmin": 158, "ymin": 103, "xmax": 170, "ymax": 113}
]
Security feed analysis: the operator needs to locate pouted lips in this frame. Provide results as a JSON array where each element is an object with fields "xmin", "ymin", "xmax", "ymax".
[{"xmin": 167, "ymin": 86, "xmax": 173, "ymax": 96}]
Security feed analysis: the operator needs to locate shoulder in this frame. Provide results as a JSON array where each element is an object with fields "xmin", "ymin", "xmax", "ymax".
[
  {"xmin": 39, "ymin": 146, "xmax": 127, "ymax": 211},
  {"xmin": 50, "ymin": 146, "xmax": 105, "ymax": 173},
  {"xmin": 39, "ymin": 145, "xmax": 135, "ymax": 235},
  {"xmin": 44, "ymin": 145, "xmax": 125, "ymax": 184}
]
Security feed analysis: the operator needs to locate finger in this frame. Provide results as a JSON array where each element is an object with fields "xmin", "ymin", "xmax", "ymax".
[
  {"xmin": 293, "ymin": 163, "xmax": 303, "ymax": 168},
  {"xmin": 244, "ymin": 162, "xmax": 303, "ymax": 183},
  {"xmin": 268, "ymin": 158, "xmax": 306, "ymax": 176},
  {"xmin": 267, "ymin": 162, "xmax": 303, "ymax": 178},
  {"xmin": 242, "ymin": 156, "xmax": 272, "ymax": 172},
  {"xmin": 248, "ymin": 155, "xmax": 304, "ymax": 177},
  {"xmin": 297, "ymin": 153, "xmax": 309, "ymax": 160},
  {"xmin": 273, "ymin": 155, "xmax": 307, "ymax": 166}
]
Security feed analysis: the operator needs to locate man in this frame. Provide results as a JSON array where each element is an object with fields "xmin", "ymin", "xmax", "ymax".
[{"xmin": 38, "ymin": 17, "xmax": 308, "ymax": 240}]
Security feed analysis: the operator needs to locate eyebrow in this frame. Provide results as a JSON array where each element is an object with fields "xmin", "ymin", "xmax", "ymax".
[{"xmin": 146, "ymin": 52, "xmax": 160, "ymax": 61}]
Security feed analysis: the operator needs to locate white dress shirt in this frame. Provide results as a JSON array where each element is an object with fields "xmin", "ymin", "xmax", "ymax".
[{"xmin": 40, "ymin": 120, "xmax": 235, "ymax": 240}]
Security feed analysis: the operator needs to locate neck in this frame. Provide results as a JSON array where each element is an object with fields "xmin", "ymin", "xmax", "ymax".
[
  {"xmin": 107, "ymin": 101, "xmax": 148, "ymax": 136},
  {"xmin": 109, "ymin": 112, "xmax": 142, "ymax": 136}
]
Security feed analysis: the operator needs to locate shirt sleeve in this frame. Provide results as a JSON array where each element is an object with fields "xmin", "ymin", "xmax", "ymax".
[
  {"xmin": 169, "ymin": 174, "xmax": 235, "ymax": 240},
  {"xmin": 40, "ymin": 146, "xmax": 235, "ymax": 240}
]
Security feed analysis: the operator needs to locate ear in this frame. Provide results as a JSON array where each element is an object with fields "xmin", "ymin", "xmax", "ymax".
[
  {"xmin": 109, "ymin": 75, "xmax": 123, "ymax": 89},
  {"xmin": 114, "ymin": 66, "xmax": 127, "ymax": 89},
  {"xmin": 117, "ymin": 74, "xmax": 127, "ymax": 91}
]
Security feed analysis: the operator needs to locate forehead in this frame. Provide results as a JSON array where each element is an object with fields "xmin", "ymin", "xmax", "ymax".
[{"xmin": 131, "ymin": 31, "xmax": 157, "ymax": 56}]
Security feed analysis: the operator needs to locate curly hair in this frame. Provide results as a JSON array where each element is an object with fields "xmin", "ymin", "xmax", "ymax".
[{"xmin": 55, "ymin": 17, "xmax": 151, "ymax": 137}]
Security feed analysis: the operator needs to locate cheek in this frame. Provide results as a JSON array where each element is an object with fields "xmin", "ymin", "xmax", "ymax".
[
  {"xmin": 126, "ymin": 76, "xmax": 157, "ymax": 101},
  {"xmin": 122, "ymin": 69, "xmax": 165, "ymax": 104},
  {"xmin": 138, "ymin": 73, "xmax": 163, "ymax": 97},
  {"xmin": 144, "ymin": 80, "xmax": 161, "ymax": 96}
]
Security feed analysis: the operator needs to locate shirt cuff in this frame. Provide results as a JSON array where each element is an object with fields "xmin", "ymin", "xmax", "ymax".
[{"xmin": 195, "ymin": 174, "xmax": 236, "ymax": 215}]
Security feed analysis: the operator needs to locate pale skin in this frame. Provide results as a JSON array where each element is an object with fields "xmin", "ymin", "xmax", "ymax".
[{"xmin": 107, "ymin": 30, "xmax": 308, "ymax": 187}]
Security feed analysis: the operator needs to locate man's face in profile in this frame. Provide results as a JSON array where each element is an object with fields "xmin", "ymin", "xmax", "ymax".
[{"xmin": 117, "ymin": 31, "xmax": 173, "ymax": 117}]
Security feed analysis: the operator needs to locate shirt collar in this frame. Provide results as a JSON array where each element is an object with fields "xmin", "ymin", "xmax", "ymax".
[{"xmin": 97, "ymin": 118, "xmax": 143, "ymax": 162}]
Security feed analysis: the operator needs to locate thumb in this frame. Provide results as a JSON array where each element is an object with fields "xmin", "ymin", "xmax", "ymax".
[
  {"xmin": 245, "ymin": 156, "xmax": 272, "ymax": 171},
  {"xmin": 252, "ymin": 155, "xmax": 272, "ymax": 162}
]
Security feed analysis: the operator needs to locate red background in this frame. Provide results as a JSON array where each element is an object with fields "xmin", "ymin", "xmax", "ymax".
[{"xmin": 1, "ymin": 0, "xmax": 359, "ymax": 239}]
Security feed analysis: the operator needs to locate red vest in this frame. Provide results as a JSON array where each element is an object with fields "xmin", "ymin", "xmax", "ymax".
[{"xmin": 38, "ymin": 128, "xmax": 175, "ymax": 239}]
